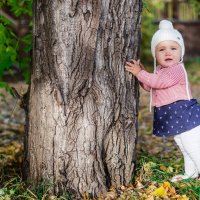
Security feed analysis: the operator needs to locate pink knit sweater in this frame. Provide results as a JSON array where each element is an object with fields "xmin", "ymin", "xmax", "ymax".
[{"xmin": 136, "ymin": 63, "xmax": 192, "ymax": 107}]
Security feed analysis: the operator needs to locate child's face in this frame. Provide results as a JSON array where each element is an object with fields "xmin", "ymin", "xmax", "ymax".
[{"xmin": 155, "ymin": 40, "xmax": 181, "ymax": 68}]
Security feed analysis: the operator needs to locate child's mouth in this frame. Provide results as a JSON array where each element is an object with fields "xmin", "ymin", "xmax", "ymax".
[{"xmin": 165, "ymin": 58, "xmax": 173, "ymax": 61}]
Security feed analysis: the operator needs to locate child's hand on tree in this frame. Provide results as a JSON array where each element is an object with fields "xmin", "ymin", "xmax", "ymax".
[{"xmin": 125, "ymin": 59, "xmax": 142, "ymax": 76}]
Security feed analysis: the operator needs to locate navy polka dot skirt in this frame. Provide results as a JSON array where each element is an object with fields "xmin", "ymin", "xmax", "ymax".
[{"xmin": 153, "ymin": 99, "xmax": 200, "ymax": 137}]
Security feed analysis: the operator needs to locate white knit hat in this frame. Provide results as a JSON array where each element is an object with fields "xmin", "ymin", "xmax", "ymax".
[{"xmin": 151, "ymin": 20, "xmax": 185, "ymax": 62}]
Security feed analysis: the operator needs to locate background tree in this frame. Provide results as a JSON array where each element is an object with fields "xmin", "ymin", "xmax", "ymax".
[{"xmin": 24, "ymin": 0, "xmax": 142, "ymax": 198}]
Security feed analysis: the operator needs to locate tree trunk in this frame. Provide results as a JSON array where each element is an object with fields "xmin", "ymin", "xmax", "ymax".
[{"xmin": 24, "ymin": 0, "xmax": 142, "ymax": 198}]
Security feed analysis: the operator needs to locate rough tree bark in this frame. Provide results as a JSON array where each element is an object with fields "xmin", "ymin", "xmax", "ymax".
[{"xmin": 23, "ymin": 0, "xmax": 142, "ymax": 198}]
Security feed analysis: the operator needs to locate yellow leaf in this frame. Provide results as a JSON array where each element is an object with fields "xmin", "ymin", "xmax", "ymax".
[
  {"xmin": 109, "ymin": 186, "xmax": 116, "ymax": 192},
  {"xmin": 178, "ymin": 195, "xmax": 189, "ymax": 200},
  {"xmin": 166, "ymin": 186, "xmax": 176, "ymax": 197},
  {"xmin": 46, "ymin": 195, "xmax": 57, "ymax": 200},
  {"xmin": 143, "ymin": 163, "xmax": 151, "ymax": 172},
  {"xmin": 163, "ymin": 181, "xmax": 171, "ymax": 188},
  {"xmin": 153, "ymin": 186, "xmax": 165, "ymax": 197},
  {"xmin": 166, "ymin": 166, "xmax": 174, "ymax": 173},
  {"xmin": 160, "ymin": 165, "xmax": 167, "ymax": 171},
  {"xmin": 83, "ymin": 192, "xmax": 90, "ymax": 200},
  {"xmin": 146, "ymin": 195, "xmax": 154, "ymax": 200}
]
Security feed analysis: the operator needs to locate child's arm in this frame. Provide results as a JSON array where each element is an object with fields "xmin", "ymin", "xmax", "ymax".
[
  {"xmin": 136, "ymin": 65, "xmax": 184, "ymax": 89},
  {"xmin": 125, "ymin": 59, "xmax": 151, "ymax": 91},
  {"xmin": 125, "ymin": 61, "xmax": 184, "ymax": 89},
  {"xmin": 139, "ymin": 82, "xmax": 151, "ymax": 92}
]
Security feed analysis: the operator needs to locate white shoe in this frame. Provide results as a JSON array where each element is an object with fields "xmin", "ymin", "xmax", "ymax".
[{"xmin": 171, "ymin": 174, "xmax": 195, "ymax": 183}]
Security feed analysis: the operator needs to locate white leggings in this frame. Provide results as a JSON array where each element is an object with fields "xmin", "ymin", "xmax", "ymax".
[{"xmin": 174, "ymin": 125, "xmax": 200, "ymax": 178}]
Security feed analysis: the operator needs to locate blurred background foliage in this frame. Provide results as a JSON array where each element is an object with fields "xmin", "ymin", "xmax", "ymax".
[
  {"xmin": 141, "ymin": 0, "xmax": 163, "ymax": 67},
  {"xmin": 0, "ymin": 0, "xmax": 200, "ymax": 86},
  {"xmin": 0, "ymin": 0, "xmax": 32, "ymax": 93}
]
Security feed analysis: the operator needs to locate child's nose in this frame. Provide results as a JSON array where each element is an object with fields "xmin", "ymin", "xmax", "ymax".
[{"xmin": 165, "ymin": 49, "xmax": 171, "ymax": 55}]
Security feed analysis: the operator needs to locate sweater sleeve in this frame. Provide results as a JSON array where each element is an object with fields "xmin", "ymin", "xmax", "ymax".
[
  {"xmin": 136, "ymin": 65, "xmax": 185, "ymax": 89},
  {"xmin": 139, "ymin": 82, "xmax": 151, "ymax": 92}
]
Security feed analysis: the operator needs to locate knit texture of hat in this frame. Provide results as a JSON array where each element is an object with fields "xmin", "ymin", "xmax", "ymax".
[{"xmin": 151, "ymin": 20, "xmax": 185, "ymax": 60}]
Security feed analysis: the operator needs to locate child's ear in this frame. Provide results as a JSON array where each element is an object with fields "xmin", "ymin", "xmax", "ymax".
[{"xmin": 179, "ymin": 56, "xmax": 183, "ymax": 62}]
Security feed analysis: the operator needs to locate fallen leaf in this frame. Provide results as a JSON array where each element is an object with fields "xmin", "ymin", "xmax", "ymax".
[
  {"xmin": 160, "ymin": 165, "xmax": 167, "ymax": 171},
  {"xmin": 135, "ymin": 180, "xmax": 144, "ymax": 189},
  {"xmin": 153, "ymin": 186, "xmax": 165, "ymax": 197},
  {"xmin": 163, "ymin": 181, "xmax": 171, "ymax": 188},
  {"xmin": 166, "ymin": 166, "xmax": 174, "ymax": 173}
]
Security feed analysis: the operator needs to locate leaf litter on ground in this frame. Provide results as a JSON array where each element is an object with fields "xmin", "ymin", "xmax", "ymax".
[{"xmin": 0, "ymin": 80, "xmax": 200, "ymax": 199}]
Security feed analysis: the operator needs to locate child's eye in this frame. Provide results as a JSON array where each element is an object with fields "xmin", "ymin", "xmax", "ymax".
[
  {"xmin": 172, "ymin": 47, "xmax": 177, "ymax": 50},
  {"xmin": 159, "ymin": 49, "xmax": 164, "ymax": 51}
]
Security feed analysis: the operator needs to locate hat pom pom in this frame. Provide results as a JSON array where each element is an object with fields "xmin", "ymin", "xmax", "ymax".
[{"xmin": 159, "ymin": 20, "xmax": 174, "ymax": 30}]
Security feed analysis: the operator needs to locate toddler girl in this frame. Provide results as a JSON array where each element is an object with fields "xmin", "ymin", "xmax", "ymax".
[{"xmin": 125, "ymin": 20, "xmax": 200, "ymax": 182}]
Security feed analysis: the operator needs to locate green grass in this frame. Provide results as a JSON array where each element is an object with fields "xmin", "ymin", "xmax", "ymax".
[
  {"xmin": 135, "ymin": 152, "xmax": 200, "ymax": 200},
  {"xmin": 1, "ymin": 151, "xmax": 199, "ymax": 199}
]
